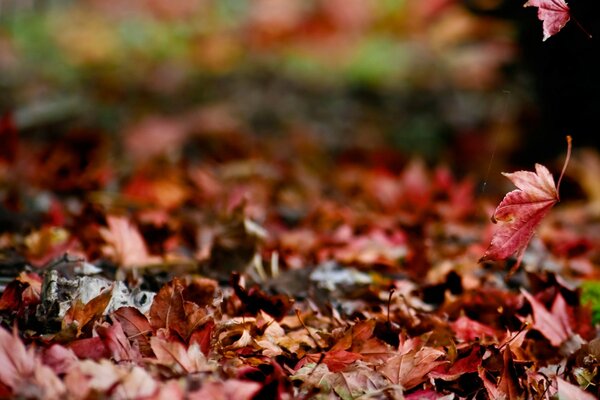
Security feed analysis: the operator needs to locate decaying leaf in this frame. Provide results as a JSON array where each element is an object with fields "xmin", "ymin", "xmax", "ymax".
[
  {"xmin": 378, "ymin": 337, "xmax": 446, "ymax": 389},
  {"xmin": 62, "ymin": 284, "xmax": 114, "ymax": 337}
]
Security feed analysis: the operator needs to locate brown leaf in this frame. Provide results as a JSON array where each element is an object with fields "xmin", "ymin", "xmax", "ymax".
[
  {"xmin": 112, "ymin": 307, "xmax": 153, "ymax": 356},
  {"xmin": 149, "ymin": 278, "xmax": 187, "ymax": 337},
  {"xmin": 63, "ymin": 284, "xmax": 113, "ymax": 337},
  {"xmin": 498, "ymin": 348, "xmax": 523, "ymax": 400},
  {"xmin": 299, "ymin": 350, "xmax": 362, "ymax": 373},
  {"xmin": 231, "ymin": 272, "xmax": 293, "ymax": 321},
  {"xmin": 379, "ymin": 339, "xmax": 446, "ymax": 389}
]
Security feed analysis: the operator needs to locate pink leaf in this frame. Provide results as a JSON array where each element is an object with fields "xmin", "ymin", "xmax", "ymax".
[
  {"xmin": 557, "ymin": 377, "xmax": 596, "ymax": 400},
  {"xmin": 521, "ymin": 289, "xmax": 570, "ymax": 346},
  {"xmin": 524, "ymin": 0, "xmax": 571, "ymax": 41},
  {"xmin": 0, "ymin": 327, "xmax": 36, "ymax": 390},
  {"xmin": 0, "ymin": 327, "xmax": 65, "ymax": 400},
  {"xmin": 96, "ymin": 321, "xmax": 141, "ymax": 362},
  {"xmin": 188, "ymin": 380, "xmax": 260, "ymax": 400},
  {"xmin": 100, "ymin": 215, "xmax": 160, "ymax": 269}
]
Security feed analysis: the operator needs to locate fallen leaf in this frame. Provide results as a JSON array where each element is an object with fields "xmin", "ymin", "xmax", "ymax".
[
  {"xmin": 188, "ymin": 379, "xmax": 261, "ymax": 400},
  {"xmin": 112, "ymin": 307, "xmax": 153, "ymax": 356},
  {"xmin": 379, "ymin": 341, "xmax": 446, "ymax": 389},
  {"xmin": 96, "ymin": 321, "xmax": 141, "ymax": 362},
  {"xmin": 63, "ymin": 284, "xmax": 114, "ymax": 337},
  {"xmin": 557, "ymin": 377, "xmax": 596, "ymax": 400},
  {"xmin": 100, "ymin": 215, "xmax": 160, "ymax": 269},
  {"xmin": 498, "ymin": 348, "xmax": 523, "ymax": 400},
  {"xmin": 41, "ymin": 344, "xmax": 78, "ymax": 375},
  {"xmin": 292, "ymin": 361, "xmax": 394, "ymax": 400},
  {"xmin": 429, "ymin": 344, "xmax": 482, "ymax": 381},
  {"xmin": 231, "ymin": 272, "xmax": 293, "ymax": 321},
  {"xmin": 524, "ymin": 0, "xmax": 571, "ymax": 41},
  {"xmin": 0, "ymin": 327, "xmax": 66, "ymax": 400},
  {"xmin": 150, "ymin": 336, "xmax": 215, "ymax": 374},
  {"xmin": 67, "ymin": 336, "xmax": 110, "ymax": 360},
  {"xmin": 299, "ymin": 349, "xmax": 362, "ymax": 373},
  {"xmin": 149, "ymin": 277, "xmax": 209, "ymax": 340},
  {"xmin": 450, "ymin": 315, "xmax": 499, "ymax": 342},
  {"xmin": 64, "ymin": 359, "xmax": 159, "ymax": 400},
  {"xmin": 521, "ymin": 289, "xmax": 570, "ymax": 347}
]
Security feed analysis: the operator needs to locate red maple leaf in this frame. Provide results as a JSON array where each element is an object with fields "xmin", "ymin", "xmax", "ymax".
[
  {"xmin": 524, "ymin": 0, "xmax": 571, "ymax": 41},
  {"xmin": 480, "ymin": 137, "xmax": 571, "ymax": 270}
]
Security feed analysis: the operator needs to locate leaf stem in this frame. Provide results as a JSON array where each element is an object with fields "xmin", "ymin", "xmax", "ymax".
[
  {"xmin": 572, "ymin": 16, "xmax": 592, "ymax": 39},
  {"xmin": 556, "ymin": 135, "xmax": 572, "ymax": 200}
]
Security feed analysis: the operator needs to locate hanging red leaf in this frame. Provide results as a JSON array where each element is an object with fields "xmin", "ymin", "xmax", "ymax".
[
  {"xmin": 480, "ymin": 137, "xmax": 571, "ymax": 269},
  {"xmin": 524, "ymin": 0, "xmax": 571, "ymax": 41}
]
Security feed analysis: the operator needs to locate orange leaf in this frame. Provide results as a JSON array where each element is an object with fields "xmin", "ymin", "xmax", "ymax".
[{"xmin": 63, "ymin": 285, "xmax": 113, "ymax": 337}]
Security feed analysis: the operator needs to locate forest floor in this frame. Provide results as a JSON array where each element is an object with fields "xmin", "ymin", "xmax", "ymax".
[{"xmin": 1, "ymin": 116, "xmax": 600, "ymax": 399}]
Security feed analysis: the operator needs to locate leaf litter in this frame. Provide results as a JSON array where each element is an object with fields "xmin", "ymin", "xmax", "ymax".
[{"xmin": 0, "ymin": 125, "xmax": 600, "ymax": 400}]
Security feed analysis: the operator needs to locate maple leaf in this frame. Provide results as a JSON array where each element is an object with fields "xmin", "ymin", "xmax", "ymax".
[
  {"xmin": 378, "ymin": 338, "xmax": 446, "ymax": 389},
  {"xmin": 480, "ymin": 137, "xmax": 571, "ymax": 270},
  {"xmin": 112, "ymin": 307, "xmax": 153, "ymax": 356},
  {"xmin": 0, "ymin": 327, "xmax": 66, "ymax": 400},
  {"xmin": 62, "ymin": 284, "xmax": 114, "ymax": 337},
  {"xmin": 149, "ymin": 277, "xmax": 211, "ymax": 340},
  {"xmin": 188, "ymin": 380, "xmax": 261, "ymax": 400},
  {"xmin": 64, "ymin": 359, "xmax": 159, "ymax": 400},
  {"xmin": 521, "ymin": 289, "xmax": 571, "ymax": 347},
  {"xmin": 100, "ymin": 215, "xmax": 160, "ymax": 269},
  {"xmin": 96, "ymin": 321, "xmax": 141, "ymax": 362},
  {"xmin": 524, "ymin": 0, "xmax": 571, "ymax": 41},
  {"xmin": 150, "ymin": 336, "xmax": 215, "ymax": 374}
]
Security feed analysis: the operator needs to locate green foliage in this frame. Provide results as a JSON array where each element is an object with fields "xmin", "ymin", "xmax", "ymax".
[{"xmin": 581, "ymin": 281, "xmax": 600, "ymax": 325}]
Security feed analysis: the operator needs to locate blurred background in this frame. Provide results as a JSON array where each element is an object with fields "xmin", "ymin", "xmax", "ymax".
[{"xmin": 0, "ymin": 0, "xmax": 599, "ymax": 176}]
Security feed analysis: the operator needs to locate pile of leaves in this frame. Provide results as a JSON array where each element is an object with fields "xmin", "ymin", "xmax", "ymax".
[{"xmin": 1, "ymin": 113, "xmax": 600, "ymax": 400}]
